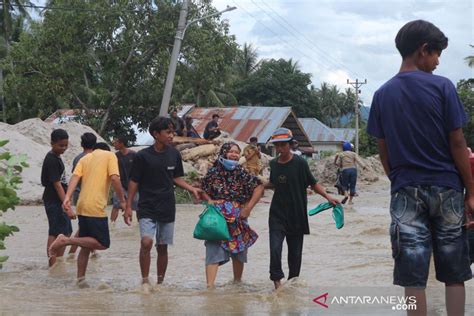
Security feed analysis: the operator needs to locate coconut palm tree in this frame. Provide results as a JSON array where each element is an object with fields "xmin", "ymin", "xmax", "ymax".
[
  {"xmin": 235, "ymin": 43, "xmax": 260, "ymax": 79},
  {"xmin": 0, "ymin": 0, "xmax": 33, "ymax": 122},
  {"xmin": 466, "ymin": 44, "xmax": 474, "ymax": 68}
]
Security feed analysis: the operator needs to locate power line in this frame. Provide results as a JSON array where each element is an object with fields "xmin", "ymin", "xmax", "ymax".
[
  {"xmin": 258, "ymin": 0, "xmax": 360, "ymax": 80},
  {"xmin": 248, "ymin": 0, "xmax": 377, "ymax": 97},
  {"xmin": 232, "ymin": 0, "xmax": 341, "ymax": 78}
]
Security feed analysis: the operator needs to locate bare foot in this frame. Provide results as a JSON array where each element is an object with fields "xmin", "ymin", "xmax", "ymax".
[
  {"xmin": 274, "ymin": 280, "xmax": 282, "ymax": 290},
  {"xmin": 48, "ymin": 234, "xmax": 69, "ymax": 258},
  {"xmin": 76, "ymin": 277, "xmax": 90, "ymax": 289}
]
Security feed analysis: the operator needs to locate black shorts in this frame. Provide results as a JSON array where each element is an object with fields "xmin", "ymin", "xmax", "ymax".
[
  {"xmin": 44, "ymin": 201, "xmax": 72, "ymax": 237},
  {"xmin": 78, "ymin": 215, "xmax": 110, "ymax": 248}
]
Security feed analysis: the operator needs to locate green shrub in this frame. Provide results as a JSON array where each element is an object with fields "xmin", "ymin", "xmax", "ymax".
[{"xmin": 0, "ymin": 140, "xmax": 28, "ymax": 268}]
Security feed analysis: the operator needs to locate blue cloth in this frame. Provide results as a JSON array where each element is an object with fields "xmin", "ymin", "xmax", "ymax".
[{"xmin": 367, "ymin": 71, "xmax": 467, "ymax": 193}]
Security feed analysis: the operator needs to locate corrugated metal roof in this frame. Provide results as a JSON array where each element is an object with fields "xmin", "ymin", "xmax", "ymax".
[
  {"xmin": 332, "ymin": 128, "xmax": 356, "ymax": 142},
  {"xmin": 184, "ymin": 106, "xmax": 312, "ymax": 148},
  {"xmin": 299, "ymin": 118, "xmax": 340, "ymax": 142}
]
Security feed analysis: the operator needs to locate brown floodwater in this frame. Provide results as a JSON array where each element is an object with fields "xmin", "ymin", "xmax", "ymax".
[{"xmin": 1, "ymin": 183, "xmax": 473, "ymax": 315}]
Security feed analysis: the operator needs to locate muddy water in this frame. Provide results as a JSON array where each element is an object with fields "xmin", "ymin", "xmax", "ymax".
[{"xmin": 1, "ymin": 182, "xmax": 473, "ymax": 315}]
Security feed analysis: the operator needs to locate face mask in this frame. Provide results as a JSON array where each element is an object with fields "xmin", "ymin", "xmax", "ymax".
[{"xmin": 219, "ymin": 157, "xmax": 239, "ymax": 171}]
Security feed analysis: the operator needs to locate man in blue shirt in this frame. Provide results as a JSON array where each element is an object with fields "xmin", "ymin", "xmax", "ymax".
[{"xmin": 367, "ymin": 20, "xmax": 473, "ymax": 315}]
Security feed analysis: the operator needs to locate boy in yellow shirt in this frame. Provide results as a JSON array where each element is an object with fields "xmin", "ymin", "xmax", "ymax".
[{"xmin": 49, "ymin": 142, "xmax": 126, "ymax": 286}]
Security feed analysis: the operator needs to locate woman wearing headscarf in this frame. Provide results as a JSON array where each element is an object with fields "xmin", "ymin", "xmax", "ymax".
[
  {"xmin": 201, "ymin": 142, "xmax": 264, "ymax": 288},
  {"xmin": 334, "ymin": 141, "xmax": 366, "ymax": 205}
]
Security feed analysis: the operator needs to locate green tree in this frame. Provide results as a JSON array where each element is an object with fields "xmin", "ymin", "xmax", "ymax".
[
  {"xmin": 0, "ymin": 1, "xmax": 33, "ymax": 123},
  {"xmin": 5, "ymin": 0, "xmax": 239, "ymax": 138},
  {"xmin": 233, "ymin": 58, "xmax": 314, "ymax": 116}
]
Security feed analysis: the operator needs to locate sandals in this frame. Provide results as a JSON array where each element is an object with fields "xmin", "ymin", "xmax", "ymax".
[
  {"xmin": 308, "ymin": 202, "xmax": 344, "ymax": 229},
  {"xmin": 308, "ymin": 202, "xmax": 333, "ymax": 216}
]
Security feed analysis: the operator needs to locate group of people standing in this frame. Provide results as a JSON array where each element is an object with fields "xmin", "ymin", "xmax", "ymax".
[
  {"xmin": 39, "ymin": 18, "xmax": 474, "ymax": 315},
  {"xmin": 43, "ymin": 118, "xmax": 339, "ymax": 290}
]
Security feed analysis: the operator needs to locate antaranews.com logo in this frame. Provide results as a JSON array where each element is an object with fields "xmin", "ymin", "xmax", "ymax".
[{"xmin": 313, "ymin": 292, "xmax": 417, "ymax": 311}]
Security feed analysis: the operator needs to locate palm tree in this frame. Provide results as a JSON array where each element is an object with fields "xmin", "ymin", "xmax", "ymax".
[
  {"xmin": 0, "ymin": 0, "xmax": 33, "ymax": 122},
  {"xmin": 465, "ymin": 44, "xmax": 474, "ymax": 68},
  {"xmin": 235, "ymin": 43, "xmax": 260, "ymax": 79}
]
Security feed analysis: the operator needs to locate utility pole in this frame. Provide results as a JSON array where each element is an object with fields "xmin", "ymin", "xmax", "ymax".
[
  {"xmin": 347, "ymin": 78, "xmax": 367, "ymax": 155},
  {"xmin": 159, "ymin": 0, "xmax": 189, "ymax": 117},
  {"xmin": 159, "ymin": 2, "xmax": 236, "ymax": 117}
]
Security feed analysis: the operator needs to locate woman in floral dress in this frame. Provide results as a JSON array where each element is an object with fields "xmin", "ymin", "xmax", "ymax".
[{"xmin": 201, "ymin": 142, "xmax": 264, "ymax": 288}]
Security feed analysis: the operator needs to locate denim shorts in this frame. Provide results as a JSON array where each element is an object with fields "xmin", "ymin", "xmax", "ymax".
[
  {"xmin": 139, "ymin": 218, "xmax": 174, "ymax": 246},
  {"xmin": 78, "ymin": 215, "xmax": 110, "ymax": 248},
  {"xmin": 205, "ymin": 240, "xmax": 247, "ymax": 266},
  {"xmin": 112, "ymin": 190, "xmax": 138, "ymax": 210},
  {"xmin": 468, "ymin": 229, "xmax": 474, "ymax": 264},
  {"xmin": 390, "ymin": 186, "xmax": 472, "ymax": 288}
]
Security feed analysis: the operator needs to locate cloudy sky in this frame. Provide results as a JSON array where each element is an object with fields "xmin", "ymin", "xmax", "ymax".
[{"xmin": 213, "ymin": 0, "xmax": 473, "ymax": 105}]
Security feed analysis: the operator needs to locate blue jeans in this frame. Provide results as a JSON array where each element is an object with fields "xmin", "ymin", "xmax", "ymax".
[
  {"xmin": 390, "ymin": 186, "xmax": 472, "ymax": 288},
  {"xmin": 341, "ymin": 168, "xmax": 357, "ymax": 196}
]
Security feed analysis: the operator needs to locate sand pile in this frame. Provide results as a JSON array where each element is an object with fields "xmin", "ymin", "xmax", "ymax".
[
  {"xmin": 0, "ymin": 118, "xmax": 105, "ymax": 204},
  {"xmin": 310, "ymin": 154, "xmax": 385, "ymax": 187}
]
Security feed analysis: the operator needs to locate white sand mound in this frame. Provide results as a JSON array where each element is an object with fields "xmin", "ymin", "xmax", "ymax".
[{"xmin": 1, "ymin": 119, "xmax": 106, "ymax": 204}]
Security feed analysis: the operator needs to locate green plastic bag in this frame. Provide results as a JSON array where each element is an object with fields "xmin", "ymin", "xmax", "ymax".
[{"xmin": 193, "ymin": 204, "xmax": 232, "ymax": 241}]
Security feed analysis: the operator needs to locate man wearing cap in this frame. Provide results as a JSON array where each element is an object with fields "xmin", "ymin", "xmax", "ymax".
[{"xmin": 266, "ymin": 127, "xmax": 339, "ymax": 289}]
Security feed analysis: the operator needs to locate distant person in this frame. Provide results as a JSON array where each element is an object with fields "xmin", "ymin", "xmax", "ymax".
[
  {"xmin": 367, "ymin": 20, "xmax": 473, "ymax": 315},
  {"xmin": 68, "ymin": 132, "xmax": 97, "ymax": 257},
  {"xmin": 184, "ymin": 115, "xmax": 199, "ymax": 138},
  {"xmin": 201, "ymin": 142, "xmax": 264, "ymax": 288},
  {"xmin": 49, "ymin": 142, "xmax": 127, "ymax": 287},
  {"xmin": 71, "ymin": 133, "xmax": 97, "ymax": 205},
  {"xmin": 170, "ymin": 109, "xmax": 185, "ymax": 136},
  {"xmin": 242, "ymin": 136, "xmax": 262, "ymax": 176},
  {"xmin": 290, "ymin": 140, "xmax": 302, "ymax": 156},
  {"xmin": 125, "ymin": 117, "xmax": 202, "ymax": 291},
  {"xmin": 41, "ymin": 129, "xmax": 71, "ymax": 267},
  {"xmin": 110, "ymin": 136, "xmax": 138, "ymax": 222},
  {"xmin": 203, "ymin": 114, "xmax": 221, "ymax": 140},
  {"xmin": 265, "ymin": 128, "xmax": 339, "ymax": 290},
  {"xmin": 334, "ymin": 141, "xmax": 366, "ymax": 205}
]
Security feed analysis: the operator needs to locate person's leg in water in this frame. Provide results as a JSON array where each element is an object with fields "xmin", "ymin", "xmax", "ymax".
[
  {"xmin": 287, "ymin": 234, "xmax": 304, "ymax": 280},
  {"xmin": 232, "ymin": 257, "xmax": 244, "ymax": 283},
  {"xmin": 67, "ymin": 230, "xmax": 80, "ymax": 257},
  {"xmin": 206, "ymin": 263, "xmax": 219, "ymax": 288},
  {"xmin": 49, "ymin": 234, "xmax": 107, "ymax": 282},
  {"xmin": 348, "ymin": 168, "xmax": 357, "ymax": 205},
  {"xmin": 445, "ymin": 283, "xmax": 465, "ymax": 316},
  {"xmin": 47, "ymin": 235, "xmax": 66, "ymax": 267},
  {"xmin": 340, "ymin": 169, "xmax": 350, "ymax": 204},
  {"xmin": 405, "ymin": 287, "xmax": 427, "ymax": 316},
  {"xmin": 269, "ymin": 230, "xmax": 286, "ymax": 289},
  {"xmin": 140, "ymin": 236, "xmax": 153, "ymax": 284},
  {"xmin": 156, "ymin": 244, "xmax": 168, "ymax": 284}
]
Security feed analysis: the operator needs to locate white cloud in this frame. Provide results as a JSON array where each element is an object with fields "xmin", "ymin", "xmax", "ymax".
[{"xmin": 213, "ymin": 0, "xmax": 473, "ymax": 105}]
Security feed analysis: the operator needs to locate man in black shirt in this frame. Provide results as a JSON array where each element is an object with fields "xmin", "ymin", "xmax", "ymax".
[
  {"xmin": 170, "ymin": 109, "xmax": 185, "ymax": 137},
  {"xmin": 203, "ymin": 113, "xmax": 221, "ymax": 140},
  {"xmin": 125, "ymin": 117, "xmax": 202, "ymax": 289},
  {"xmin": 111, "ymin": 136, "xmax": 138, "ymax": 222},
  {"xmin": 266, "ymin": 128, "xmax": 339, "ymax": 289},
  {"xmin": 41, "ymin": 128, "xmax": 72, "ymax": 267}
]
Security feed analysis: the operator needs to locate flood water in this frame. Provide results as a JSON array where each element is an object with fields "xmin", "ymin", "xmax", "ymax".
[{"xmin": 1, "ymin": 184, "xmax": 473, "ymax": 315}]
